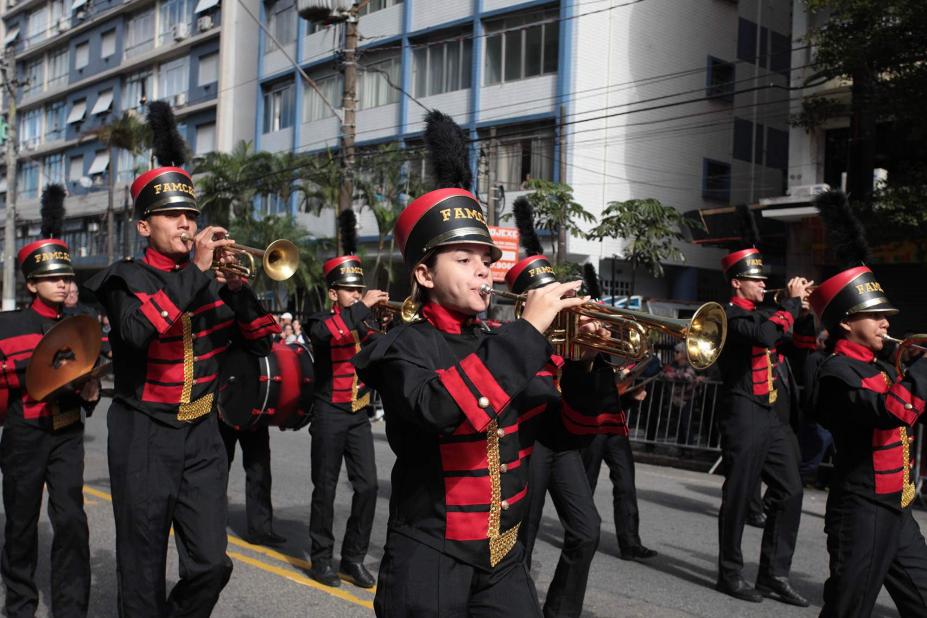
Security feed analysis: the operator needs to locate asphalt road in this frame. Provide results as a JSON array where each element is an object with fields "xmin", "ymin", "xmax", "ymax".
[{"xmin": 1, "ymin": 398, "xmax": 912, "ymax": 617}]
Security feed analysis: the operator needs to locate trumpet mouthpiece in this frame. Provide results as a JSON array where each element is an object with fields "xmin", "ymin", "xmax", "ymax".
[
  {"xmin": 180, "ymin": 233, "xmax": 191, "ymax": 242},
  {"xmin": 479, "ymin": 284, "xmax": 494, "ymax": 296}
]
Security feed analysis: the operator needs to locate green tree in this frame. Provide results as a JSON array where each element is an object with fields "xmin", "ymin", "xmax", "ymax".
[
  {"xmin": 86, "ymin": 112, "xmax": 150, "ymax": 260},
  {"xmin": 356, "ymin": 144, "xmax": 424, "ymax": 289},
  {"xmin": 194, "ymin": 141, "xmax": 274, "ymax": 227},
  {"xmin": 515, "ymin": 179, "xmax": 595, "ymax": 266},
  {"xmin": 802, "ymin": 0, "xmax": 927, "ymax": 235},
  {"xmin": 586, "ymin": 198, "xmax": 703, "ymax": 297}
]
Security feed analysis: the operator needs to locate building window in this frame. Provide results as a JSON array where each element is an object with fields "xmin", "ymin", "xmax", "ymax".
[
  {"xmin": 68, "ymin": 154, "xmax": 84, "ymax": 183},
  {"xmin": 358, "ymin": 0, "xmax": 399, "ymax": 16},
  {"xmin": 737, "ymin": 18, "xmax": 757, "ymax": 64},
  {"xmin": 74, "ymin": 41, "xmax": 89, "ymax": 69},
  {"xmin": 88, "ymin": 149, "xmax": 110, "ymax": 176},
  {"xmin": 195, "ymin": 123, "xmax": 215, "ymax": 155},
  {"xmin": 263, "ymin": 82, "xmax": 294, "ymax": 132},
  {"xmin": 733, "ymin": 118, "xmax": 752, "ymax": 162},
  {"xmin": 47, "ymin": 47, "xmax": 68, "ymax": 89},
  {"xmin": 20, "ymin": 162, "xmax": 38, "ymax": 199},
  {"xmin": 66, "ymin": 98, "xmax": 86, "ymax": 124},
  {"xmin": 116, "ymin": 148, "xmax": 150, "ymax": 182},
  {"xmin": 45, "ymin": 153, "xmax": 65, "ymax": 184},
  {"xmin": 706, "ymin": 56, "xmax": 734, "ymax": 102},
  {"xmin": 359, "ymin": 56, "xmax": 400, "ymax": 109},
  {"xmin": 90, "ymin": 89, "xmax": 114, "ymax": 116},
  {"xmin": 126, "ymin": 9, "xmax": 155, "ymax": 57},
  {"xmin": 303, "ymin": 74, "xmax": 342, "ymax": 122},
  {"xmin": 23, "ymin": 58, "xmax": 43, "ymax": 96},
  {"xmin": 769, "ymin": 31, "xmax": 791, "ymax": 79},
  {"xmin": 702, "ymin": 159, "xmax": 731, "ymax": 202},
  {"xmin": 197, "ymin": 52, "xmax": 218, "ymax": 87},
  {"xmin": 160, "ymin": 57, "xmax": 189, "ymax": 100},
  {"xmin": 159, "ymin": 0, "xmax": 194, "ymax": 46},
  {"xmin": 101, "ymin": 29, "xmax": 117, "ymax": 58},
  {"xmin": 492, "ymin": 129, "xmax": 555, "ymax": 190},
  {"xmin": 26, "ymin": 6, "xmax": 48, "ymax": 46},
  {"xmin": 45, "ymin": 100, "xmax": 66, "ymax": 141},
  {"xmin": 766, "ymin": 127, "xmax": 789, "ymax": 170},
  {"xmin": 50, "ymin": 0, "xmax": 65, "ymax": 26},
  {"xmin": 484, "ymin": 10, "xmax": 558, "ymax": 86},
  {"xmin": 413, "ymin": 36, "xmax": 472, "ymax": 98},
  {"xmin": 265, "ymin": 0, "xmax": 296, "ymax": 52},
  {"xmin": 123, "ymin": 71, "xmax": 153, "ymax": 112},
  {"xmin": 19, "ymin": 109, "xmax": 42, "ymax": 149}
]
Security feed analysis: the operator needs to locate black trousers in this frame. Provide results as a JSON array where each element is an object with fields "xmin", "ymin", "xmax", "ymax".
[
  {"xmin": 0, "ymin": 422, "xmax": 89, "ymax": 618},
  {"xmin": 374, "ymin": 530, "xmax": 543, "ymax": 618},
  {"xmin": 822, "ymin": 492, "xmax": 927, "ymax": 617},
  {"xmin": 309, "ymin": 402, "xmax": 377, "ymax": 565},
  {"xmin": 219, "ymin": 422, "xmax": 275, "ymax": 537},
  {"xmin": 717, "ymin": 397, "xmax": 803, "ymax": 584},
  {"xmin": 582, "ymin": 433, "xmax": 643, "ymax": 551},
  {"xmin": 108, "ymin": 402, "xmax": 233, "ymax": 618},
  {"xmin": 520, "ymin": 442, "xmax": 600, "ymax": 618}
]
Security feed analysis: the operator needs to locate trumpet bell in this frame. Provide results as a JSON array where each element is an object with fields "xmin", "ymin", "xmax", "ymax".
[{"xmin": 263, "ymin": 239, "xmax": 299, "ymax": 281}]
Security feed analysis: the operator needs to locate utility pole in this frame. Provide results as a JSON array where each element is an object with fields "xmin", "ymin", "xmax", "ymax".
[
  {"xmin": 338, "ymin": 5, "xmax": 359, "ymax": 228},
  {"xmin": 106, "ymin": 143, "xmax": 116, "ymax": 262},
  {"xmin": 122, "ymin": 185, "xmax": 131, "ymax": 257},
  {"xmin": 487, "ymin": 127, "xmax": 497, "ymax": 226},
  {"xmin": 1, "ymin": 51, "xmax": 19, "ymax": 311},
  {"xmin": 557, "ymin": 105, "xmax": 567, "ymax": 265}
]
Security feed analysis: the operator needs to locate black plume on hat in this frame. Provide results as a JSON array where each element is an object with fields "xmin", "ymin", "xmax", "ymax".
[
  {"xmin": 513, "ymin": 196, "xmax": 543, "ymax": 257},
  {"xmin": 148, "ymin": 100, "xmax": 188, "ymax": 167},
  {"xmin": 815, "ymin": 190, "xmax": 871, "ymax": 266},
  {"xmin": 583, "ymin": 263, "xmax": 602, "ymax": 300},
  {"xmin": 424, "ymin": 110, "xmax": 471, "ymax": 190},
  {"xmin": 338, "ymin": 208, "xmax": 357, "ymax": 256},
  {"xmin": 735, "ymin": 203, "xmax": 761, "ymax": 247},
  {"xmin": 40, "ymin": 184, "xmax": 66, "ymax": 239}
]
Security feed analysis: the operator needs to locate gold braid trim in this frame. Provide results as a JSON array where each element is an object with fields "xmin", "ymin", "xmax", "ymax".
[
  {"xmin": 901, "ymin": 426, "xmax": 917, "ymax": 508},
  {"xmin": 175, "ymin": 313, "xmax": 214, "ymax": 422},
  {"xmin": 178, "ymin": 393, "xmax": 214, "ymax": 422},
  {"xmin": 486, "ymin": 420, "xmax": 519, "ymax": 566},
  {"xmin": 766, "ymin": 350, "xmax": 778, "ymax": 404},
  {"xmin": 349, "ymin": 329, "xmax": 370, "ymax": 412}
]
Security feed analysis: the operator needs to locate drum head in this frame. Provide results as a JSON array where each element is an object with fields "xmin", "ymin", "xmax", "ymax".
[{"xmin": 218, "ymin": 347, "xmax": 267, "ymax": 429}]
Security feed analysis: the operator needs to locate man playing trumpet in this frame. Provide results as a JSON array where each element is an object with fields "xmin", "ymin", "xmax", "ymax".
[{"xmin": 85, "ymin": 101, "xmax": 279, "ymax": 617}]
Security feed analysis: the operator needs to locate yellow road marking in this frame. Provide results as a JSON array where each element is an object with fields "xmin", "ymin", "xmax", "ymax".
[
  {"xmin": 82, "ymin": 485, "xmax": 376, "ymax": 604},
  {"xmin": 228, "ymin": 551, "xmax": 373, "ymax": 609}
]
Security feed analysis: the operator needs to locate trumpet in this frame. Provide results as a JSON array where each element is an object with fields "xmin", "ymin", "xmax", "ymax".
[
  {"xmin": 479, "ymin": 284, "xmax": 727, "ymax": 370},
  {"xmin": 764, "ymin": 285, "xmax": 818, "ymax": 304},
  {"xmin": 368, "ymin": 298, "xmax": 421, "ymax": 331},
  {"xmin": 180, "ymin": 233, "xmax": 299, "ymax": 281},
  {"xmin": 881, "ymin": 334, "xmax": 927, "ymax": 376}
]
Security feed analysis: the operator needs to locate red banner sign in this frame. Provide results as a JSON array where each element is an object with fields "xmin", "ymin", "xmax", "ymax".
[{"xmin": 489, "ymin": 226, "xmax": 520, "ymax": 283}]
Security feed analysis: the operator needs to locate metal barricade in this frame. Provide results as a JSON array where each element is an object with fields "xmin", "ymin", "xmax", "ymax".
[{"xmin": 626, "ymin": 376, "xmax": 724, "ymax": 454}]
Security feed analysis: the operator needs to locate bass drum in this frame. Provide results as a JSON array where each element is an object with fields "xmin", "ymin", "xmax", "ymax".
[{"xmin": 218, "ymin": 342, "xmax": 315, "ymax": 431}]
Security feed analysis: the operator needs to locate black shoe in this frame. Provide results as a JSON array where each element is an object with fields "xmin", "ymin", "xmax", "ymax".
[
  {"xmin": 746, "ymin": 513, "xmax": 767, "ymax": 528},
  {"xmin": 309, "ymin": 563, "xmax": 341, "ymax": 587},
  {"xmin": 755, "ymin": 575, "xmax": 810, "ymax": 607},
  {"xmin": 247, "ymin": 531, "xmax": 287, "ymax": 547},
  {"xmin": 339, "ymin": 560, "xmax": 376, "ymax": 589},
  {"xmin": 715, "ymin": 577, "xmax": 763, "ymax": 603},
  {"xmin": 620, "ymin": 545, "xmax": 658, "ymax": 560}
]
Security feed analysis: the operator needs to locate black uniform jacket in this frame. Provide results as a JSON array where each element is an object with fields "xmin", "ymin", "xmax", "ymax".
[
  {"xmin": 307, "ymin": 301, "xmax": 375, "ymax": 412},
  {"xmin": 717, "ymin": 296, "xmax": 816, "ymax": 422},
  {"xmin": 0, "ymin": 297, "xmax": 97, "ymax": 430},
  {"xmin": 352, "ymin": 302, "xmax": 616, "ymax": 572},
  {"xmin": 814, "ymin": 338, "xmax": 927, "ymax": 511},
  {"xmin": 86, "ymin": 247, "xmax": 278, "ymax": 427}
]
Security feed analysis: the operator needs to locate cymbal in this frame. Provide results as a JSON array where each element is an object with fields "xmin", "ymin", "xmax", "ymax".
[{"xmin": 25, "ymin": 315, "xmax": 102, "ymax": 402}]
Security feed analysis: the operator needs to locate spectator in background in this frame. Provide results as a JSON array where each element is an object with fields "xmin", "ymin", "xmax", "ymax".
[
  {"xmin": 291, "ymin": 319, "xmax": 307, "ymax": 346},
  {"xmin": 63, "ymin": 280, "xmax": 96, "ymax": 318},
  {"xmin": 282, "ymin": 323, "xmax": 296, "ymax": 344},
  {"xmin": 280, "ymin": 312, "xmax": 293, "ymax": 328},
  {"xmin": 663, "ymin": 342, "xmax": 705, "ymax": 449}
]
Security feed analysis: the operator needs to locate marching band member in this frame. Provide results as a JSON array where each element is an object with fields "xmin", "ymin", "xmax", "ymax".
[
  {"xmin": 0, "ymin": 185, "xmax": 99, "ymax": 618},
  {"xmin": 811, "ymin": 191, "xmax": 927, "ymax": 616},
  {"xmin": 306, "ymin": 209, "xmax": 385, "ymax": 589},
  {"xmin": 85, "ymin": 101, "xmax": 278, "ymax": 617},
  {"xmin": 714, "ymin": 230, "xmax": 815, "ymax": 606},
  {"xmin": 352, "ymin": 184, "xmax": 617, "ymax": 616}
]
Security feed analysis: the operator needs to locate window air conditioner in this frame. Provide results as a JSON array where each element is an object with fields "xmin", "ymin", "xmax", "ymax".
[
  {"xmin": 173, "ymin": 22, "xmax": 190, "ymax": 41},
  {"xmin": 197, "ymin": 15, "xmax": 213, "ymax": 32},
  {"xmin": 173, "ymin": 92, "xmax": 188, "ymax": 107},
  {"xmin": 57, "ymin": 17, "xmax": 70, "ymax": 32}
]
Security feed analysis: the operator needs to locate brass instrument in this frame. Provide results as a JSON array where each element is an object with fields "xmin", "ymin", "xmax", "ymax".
[
  {"xmin": 181, "ymin": 233, "xmax": 299, "ymax": 281},
  {"xmin": 764, "ymin": 285, "xmax": 818, "ymax": 304},
  {"xmin": 881, "ymin": 334, "xmax": 927, "ymax": 376},
  {"xmin": 479, "ymin": 284, "xmax": 727, "ymax": 370},
  {"xmin": 370, "ymin": 298, "xmax": 421, "ymax": 328}
]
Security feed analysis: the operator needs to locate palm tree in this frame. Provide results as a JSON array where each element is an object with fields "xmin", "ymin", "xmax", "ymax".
[
  {"xmin": 85, "ymin": 112, "xmax": 150, "ymax": 261},
  {"xmin": 356, "ymin": 143, "xmax": 423, "ymax": 289},
  {"xmin": 194, "ymin": 141, "xmax": 274, "ymax": 227}
]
